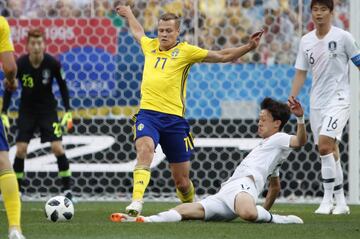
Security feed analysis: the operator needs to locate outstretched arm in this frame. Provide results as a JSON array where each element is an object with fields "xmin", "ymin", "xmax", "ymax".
[
  {"xmin": 203, "ymin": 29, "xmax": 264, "ymax": 63},
  {"xmin": 263, "ymin": 176, "xmax": 280, "ymax": 210},
  {"xmin": 116, "ymin": 5, "xmax": 145, "ymax": 43},
  {"xmin": 288, "ymin": 96, "xmax": 307, "ymax": 148}
]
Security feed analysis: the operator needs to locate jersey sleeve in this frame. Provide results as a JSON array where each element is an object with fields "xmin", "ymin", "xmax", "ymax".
[
  {"xmin": 343, "ymin": 32, "xmax": 360, "ymax": 67},
  {"xmin": 272, "ymin": 132, "xmax": 292, "ymax": 149},
  {"xmin": 140, "ymin": 36, "xmax": 157, "ymax": 54},
  {"xmin": 0, "ymin": 17, "xmax": 14, "ymax": 53},
  {"xmin": 294, "ymin": 39, "xmax": 308, "ymax": 71},
  {"xmin": 184, "ymin": 43, "xmax": 208, "ymax": 63}
]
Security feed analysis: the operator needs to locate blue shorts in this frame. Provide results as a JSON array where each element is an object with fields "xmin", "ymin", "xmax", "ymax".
[
  {"xmin": 133, "ymin": 109, "xmax": 194, "ymax": 163},
  {"xmin": 0, "ymin": 120, "xmax": 9, "ymax": 151}
]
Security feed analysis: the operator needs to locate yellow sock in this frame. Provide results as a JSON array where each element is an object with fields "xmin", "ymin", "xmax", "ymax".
[
  {"xmin": 176, "ymin": 180, "xmax": 195, "ymax": 203},
  {"xmin": 132, "ymin": 166, "xmax": 151, "ymax": 201},
  {"xmin": 0, "ymin": 170, "xmax": 21, "ymax": 230}
]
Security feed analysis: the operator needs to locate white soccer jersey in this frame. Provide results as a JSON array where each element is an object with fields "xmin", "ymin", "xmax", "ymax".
[
  {"xmin": 295, "ymin": 26, "xmax": 360, "ymax": 109},
  {"xmin": 223, "ymin": 132, "xmax": 292, "ymax": 192}
]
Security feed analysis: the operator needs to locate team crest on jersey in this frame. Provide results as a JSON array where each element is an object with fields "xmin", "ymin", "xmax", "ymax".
[
  {"xmin": 171, "ymin": 48, "xmax": 180, "ymax": 58},
  {"xmin": 328, "ymin": 41, "xmax": 337, "ymax": 58},
  {"xmin": 137, "ymin": 123, "xmax": 144, "ymax": 131},
  {"xmin": 42, "ymin": 69, "xmax": 51, "ymax": 84}
]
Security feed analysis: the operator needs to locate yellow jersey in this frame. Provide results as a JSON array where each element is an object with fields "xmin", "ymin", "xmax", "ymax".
[
  {"xmin": 0, "ymin": 16, "xmax": 14, "ymax": 53},
  {"xmin": 140, "ymin": 36, "xmax": 208, "ymax": 117}
]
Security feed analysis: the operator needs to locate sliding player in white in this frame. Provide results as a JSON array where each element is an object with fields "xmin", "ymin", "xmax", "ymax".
[
  {"xmin": 111, "ymin": 97, "xmax": 307, "ymax": 224},
  {"xmin": 289, "ymin": 0, "xmax": 360, "ymax": 214}
]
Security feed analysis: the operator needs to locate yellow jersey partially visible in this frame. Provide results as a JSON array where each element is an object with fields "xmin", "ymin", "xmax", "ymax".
[
  {"xmin": 140, "ymin": 36, "xmax": 208, "ymax": 117},
  {"xmin": 0, "ymin": 16, "xmax": 14, "ymax": 53}
]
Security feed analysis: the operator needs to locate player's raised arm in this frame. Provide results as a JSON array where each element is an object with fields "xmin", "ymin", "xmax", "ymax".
[
  {"xmin": 115, "ymin": 5, "xmax": 145, "ymax": 43},
  {"xmin": 203, "ymin": 29, "xmax": 264, "ymax": 63},
  {"xmin": 288, "ymin": 96, "xmax": 307, "ymax": 148}
]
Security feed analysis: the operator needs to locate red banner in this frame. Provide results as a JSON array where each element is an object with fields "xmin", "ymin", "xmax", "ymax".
[{"xmin": 8, "ymin": 18, "xmax": 118, "ymax": 56}]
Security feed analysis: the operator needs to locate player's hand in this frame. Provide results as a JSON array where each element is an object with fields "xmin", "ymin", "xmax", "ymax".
[
  {"xmin": 61, "ymin": 112, "xmax": 73, "ymax": 132},
  {"xmin": 247, "ymin": 29, "xmax": 264, "ymax": 50},
  {"xmin": 4, "ymin": 78, "xmax": 18, "ymax": 92},
  {"xmin": 1, "ymin": 113, "xmax": 10, "ymax": 129},
  {"xmin": 115, "ymin": 5, "xmax": 132, "ymax": 18},
  {"xmin": 288, "ymin": 96, "xmax": 304, "ymax": 117}
]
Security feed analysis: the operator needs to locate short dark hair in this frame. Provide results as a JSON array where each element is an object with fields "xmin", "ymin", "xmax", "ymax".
[
  {"xmin": 260, "ymin": 97, "xmax": 291, "ymax": 131},
  {"xmin": 310, "ymin": 0, "xmax": 334, "ymax": 12},
  {"xmin": 159, "ymin": 13, "xmax": 180, "ymax": 29},
  {"xmin": 27, "ymin": 28, "xmax": 45, "ymax": 42}
]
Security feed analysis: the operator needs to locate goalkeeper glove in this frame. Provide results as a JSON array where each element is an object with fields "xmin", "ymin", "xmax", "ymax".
[
  {"xmin": 61, "ymin": 112, "xmax": 73, "ymax": 132},
  {"xmin": 1, "ymin": 113, "xmax": 10, "ymax": 129}
]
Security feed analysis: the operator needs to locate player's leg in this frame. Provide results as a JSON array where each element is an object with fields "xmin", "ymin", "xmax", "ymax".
[
  {"xmin": 111, "ymin": 202, "xmax": 204, "ymax": 223},
  {"xmin": 39, "ymin": 111, "xmax": 74, "ymax": 199},
  {"xmin": 13, "ymin": 142, "xmax": 28, "ymax": 192},
  {"xmin": 126, "ymin": 111, "xmax": 161, "ymax": 216},
  {"xmin": 13, "ymin": 111, "xmax": 36, "ymax": 193},
  {"xmin": 316, "ymin": 106, "xmax": 349, "ymax": 214},
  {"xmin": 50, "ymin": 141, "xmax": 73, "ymax": 200},
  {"xmin": 160, "ymin": 120, "xmax": 195, "ymax": 203},
  {"xmin": 0, "ymin": 121, "xmax": 23, "ymax": 236},
  {"xmin": 332, "ymin": 143, "xmax": 349, "ymax": 214},
  {"xmin": 317, "ymin": 135, "xmax": 336, "ymax": 213},
  {"xmin": 170, "ymin": 161, "xmax": 194, "ymax": 203}
]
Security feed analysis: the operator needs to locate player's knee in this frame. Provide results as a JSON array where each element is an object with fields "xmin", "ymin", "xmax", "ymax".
[
  {"xmin": 16, "ymin": 147, "xmax": 27, "ymax": 158},
  {"xmin": 318, "ymin": 144, "xmax": 333, "ymax": 156},
  {"xmin": 51, "ymin": 145, "xmax": 65, "ymax": 156},
  {"xmin": 239, "ymin": 209, "xmax": 257, "ymax": 222},
  {"xmin": 136, "ymin": 143, "xmax": 154, "ymax": 161}
]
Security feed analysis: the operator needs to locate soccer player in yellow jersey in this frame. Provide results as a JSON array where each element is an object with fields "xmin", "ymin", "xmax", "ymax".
[
  {"xmin": 0, "ymin": 16, "xmax": 25, "ymax": 239},
  {"xmin": 113, "ymin": 5, "xmax": 263, "ymax": 217}
]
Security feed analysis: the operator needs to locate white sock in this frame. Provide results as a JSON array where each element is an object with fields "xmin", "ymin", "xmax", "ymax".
[
  {"xmin": 146, "ymin": 209, "xmax": 182, "ymax": 222},
  {"xmin": 255, "ymin": 205, "xmax": 272, "ymax": 223},
  {"xmin": 334, "ymin": 160, "xmax": 346, "ymax": 205},
  {"xmin": 320, "ymin": 153, "xmax": 336, "ymax": 204}
]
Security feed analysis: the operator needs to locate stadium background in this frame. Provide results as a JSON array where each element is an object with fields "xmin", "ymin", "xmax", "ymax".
[{"xmin": 0, "ymin": 0, "xmax": 355, "ymax": 202}]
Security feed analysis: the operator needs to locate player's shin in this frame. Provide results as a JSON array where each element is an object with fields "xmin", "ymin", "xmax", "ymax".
[
  {"xmin": 13, "ymin": 156, "xmax": 24, "ymax": 192},
  {"xmin": 132, "ymin": 165, "xmax": 151, "ymax": 201},
  {"xmin": 146, "ymin": 209, "xmax": 182, "ymax": 223},
  {"xmin": 334, "ymin": 160, "xmax": 346, "ymax": 205},
  {"xmin": 320, "ymin": 153, "xmax": 336, "ymax": 204},
  {"xmin": 0, "ymin": 170, "xmax": 21, "ymax": 229},
  {"xmin": 56, "ymin": 154, "xmax": 72, "ymax": 191},
  {"xmin": 176, "ymin": 180, "xmax": 195, "ymax": 203}
]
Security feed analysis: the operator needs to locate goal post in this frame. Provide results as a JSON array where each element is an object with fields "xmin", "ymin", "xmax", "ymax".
[{"xmin": 348, "ymin": 0, "xmax": 360, "ymax": 204}]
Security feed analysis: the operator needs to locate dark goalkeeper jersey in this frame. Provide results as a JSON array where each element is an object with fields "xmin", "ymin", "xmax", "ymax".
[{"xmin": 2, "ymin": 53, "xmax": 70, "ymax": 113}]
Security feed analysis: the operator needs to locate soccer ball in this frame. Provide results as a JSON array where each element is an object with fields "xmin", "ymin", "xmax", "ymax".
[{"xmin": 45, "ymin": 196, "xmax": 74, "ymax": 222}]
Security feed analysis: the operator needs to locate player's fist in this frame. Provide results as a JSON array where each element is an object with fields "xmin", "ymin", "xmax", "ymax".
[
  {"xmin": 61, "ymin": 112, "xmax": 73, "ymax": 132},
  {"xmin": 4, "ymin": 78, "xmax": 18, "ymax": 92},
  {"xmin": 115, "ymin": 5, "xmax": 132, "ymax": 18},
  {"xmin": 247, "ymin": 29, "xmax": 264, "ymax": 50},
  {"xmin": 288, "ymin": 96, "xmax": 304, "ymax": 117}
]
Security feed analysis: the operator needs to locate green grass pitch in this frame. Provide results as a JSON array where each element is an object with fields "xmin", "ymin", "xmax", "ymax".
[{"xmin": 1, "ymin": 202, "xmax": 360, "ymax": 239}]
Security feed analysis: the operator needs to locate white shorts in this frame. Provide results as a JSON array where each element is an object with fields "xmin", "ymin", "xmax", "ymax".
[
  {"xmin": 310, "ymin": 105, "xmax": 349, "ymax": 144},
  {"xmin": 199, "ymin": 177, "xmax": 258, "ymax": 221}
]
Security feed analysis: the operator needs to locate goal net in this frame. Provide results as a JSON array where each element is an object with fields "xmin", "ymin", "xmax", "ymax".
[{"xmin": 0, "ymin": 0, "xmax": 358, "ymax": 203}]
